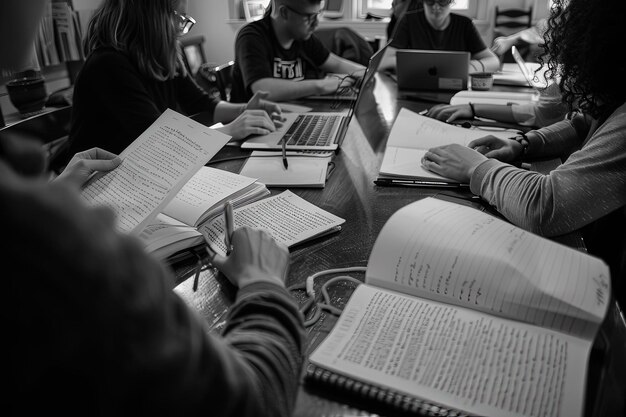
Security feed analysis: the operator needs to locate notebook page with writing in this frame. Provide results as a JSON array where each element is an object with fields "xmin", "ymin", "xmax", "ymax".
[
  {"xmin": 82, "ymin": 109, "xmax": 230, "ymax": 234},
  {"xmin": 379, "ymin": 108, "xmax": 514, "ymax": 182},
  {"xmin": 199, "ymin": 190, "xmax": 344, "ymax": 254},
  {"xmin": 309, "ymin": 284, "xmax": 590, "ymax": 417},
  {"xmin": 161, "ymin": 166, "xmax": 258, "ymax": 226},
  {"xmin": 365, "ymin": 197, "xmax": 610, "ymax": 338}
]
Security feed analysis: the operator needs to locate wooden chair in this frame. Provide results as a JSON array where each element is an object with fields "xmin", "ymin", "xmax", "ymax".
[
  {"xmin": 494, "ymin": 6, "xmax": 533, "ymax": 36},
  {"xmin": 494, "ymin": 6, "xmax": 533, "ymax": 63},
  {"xmin": 0, "ymin": 105, "xmax": 73, "ymax": 173},
  {"xmin": 213, "ymin": 61, "xmax": 235, "ymax": 102},
  {"xmin": 179, "ymin": 35, "xmax": 207, "ymax": 76}
]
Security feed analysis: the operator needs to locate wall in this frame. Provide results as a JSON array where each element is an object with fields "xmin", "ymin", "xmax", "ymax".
[{"xmin": 190, "ymin": 0, "xmax": 550, "ymax": 66}]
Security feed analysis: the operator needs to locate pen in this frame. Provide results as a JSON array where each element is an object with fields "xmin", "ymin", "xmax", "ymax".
[
  {"xmin": 282, "ymin": 137, "xmax": 288, "ymax": 169},
  {"xmin": 224, "ymin": 200, "xmax": 234, "ymax": 255}
]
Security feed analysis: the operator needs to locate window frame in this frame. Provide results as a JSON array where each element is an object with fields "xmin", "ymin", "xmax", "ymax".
[{"xmin": 357, "ymin": 0, "xmax": 478, "ymax": 19}]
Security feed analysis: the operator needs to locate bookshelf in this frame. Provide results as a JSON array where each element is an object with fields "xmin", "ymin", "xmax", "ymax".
[{"xmin": 1, "ymin": 0, "xmax": 95, "ymax": 127}]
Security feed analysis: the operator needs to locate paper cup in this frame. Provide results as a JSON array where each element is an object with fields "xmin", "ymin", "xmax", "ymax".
[{"xmin": 470, "ymin": 72, "xmax": 494, "ymax": 91}]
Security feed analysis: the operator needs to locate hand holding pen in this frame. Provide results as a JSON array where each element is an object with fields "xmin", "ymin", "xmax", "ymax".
[{"xmin": 194, "ymin": 200, "xmax": 235, "ymax": 291}]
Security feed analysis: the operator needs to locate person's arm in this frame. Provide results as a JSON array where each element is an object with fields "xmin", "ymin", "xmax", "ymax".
[
  {"xmin": 319, "ymin": 52, "xmax": 366, "ymax": 77},
  {"xmin": 251, "ymin": 77, "xmax": 336, "ymax": 102},
  {"xmin": 469, "ymin": 48, "xmax": 500, "ymax": 73},
  {"xmin": 473, "ymin": 111, "xmax": 625, "ymax": 236},
  {"xmin": 427, "ymin": 103, "xmax": 517, "ymax": 123}
]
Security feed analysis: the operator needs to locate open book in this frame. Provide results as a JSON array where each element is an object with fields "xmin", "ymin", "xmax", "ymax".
[
  {"xmin": 308, "ymin": 197, "xmax": 610, "ymax": 417},
  {"xmin": 81, "ymin": 108, "xmax": 231, "ymax": 234},
  {"xmin": 143, "ymin": 189, "xmax": 345, "ymax": 260},
  {"xmin": 138, "ymin": 166, "xmax": 269, "ymax": 260},
  {"xmin": 377, "ymin": 108, "xmax": 515, "ymax": 186}
]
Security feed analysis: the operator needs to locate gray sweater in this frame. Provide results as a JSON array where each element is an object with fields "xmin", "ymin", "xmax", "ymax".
[{"xmin": 471, "ymin": 102, "xmax": 626, "ymax": 237}]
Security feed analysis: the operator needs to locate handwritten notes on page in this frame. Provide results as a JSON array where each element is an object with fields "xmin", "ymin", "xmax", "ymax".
[
  {"xmin": 81, "ymin": 109, "xmax": 231, "ymax": 234},
  {"xmin": 200, "ymin": 190, "xmax": 344, "ymax": 255},
  {"xmin": 365, "ymin": 197, "xmax": 610, "ymax": 338},
  {"xmin": 309, "ymin": 284, "xmax": 590, "ymax": 417}
]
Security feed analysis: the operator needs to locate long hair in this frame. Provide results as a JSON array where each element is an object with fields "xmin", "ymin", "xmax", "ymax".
[
  {"xmin": 540, "ymin": 0, "xmax": 626, "ymax": 120},
  {"xmin": 84, "ymin": 0, "xmax": 180, "ymax": 81}
]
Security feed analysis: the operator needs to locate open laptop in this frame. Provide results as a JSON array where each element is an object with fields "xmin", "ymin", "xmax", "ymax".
[
  {"xmin": 396, "ymin": 49, "xmax": 470, "ymax": 99},
  {"xmin": 240, "ymin": 42, "xmax": 388, "ymax": 151},
  {"xmin": 493, "ymin": 46, "xmax": 549, "ymax": 90},
  {"xmin": 307, "ymin": 40, "xmax": 390, "ymax": 101}
]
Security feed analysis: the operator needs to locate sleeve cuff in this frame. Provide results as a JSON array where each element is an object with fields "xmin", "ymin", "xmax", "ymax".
[
  {"xmin": 236, "ymin": 281, "xmax": 291, "ymax": 302},
  {"xmin": 469, "ymin": 159, "xmax": 502, "ymax": 195}
]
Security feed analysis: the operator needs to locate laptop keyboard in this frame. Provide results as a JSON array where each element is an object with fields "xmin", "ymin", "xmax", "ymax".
[{"xmin": 282, "ymin": 114, "xmax": 341, "ymax": 147}]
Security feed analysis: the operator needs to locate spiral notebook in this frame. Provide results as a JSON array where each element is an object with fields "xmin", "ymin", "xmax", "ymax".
[
  {"xmin": 306, "ymin": 197, "xmax": 609, "ymax": 417},
  {"xmin": 304, "ymin": 362, "xmax": 469, "ymax": 416}
]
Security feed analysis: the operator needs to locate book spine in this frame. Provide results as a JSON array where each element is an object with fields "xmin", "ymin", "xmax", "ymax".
[{"xmin": 305, "ymin": 363, "xmax": 469, "ymax": 417}]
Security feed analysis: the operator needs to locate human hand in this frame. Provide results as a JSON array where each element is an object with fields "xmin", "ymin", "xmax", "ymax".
[
  {"xmin": 220, "ymin": 109, "xmax": 278, "ymax": 140},
  {"xmin": 426, "ymin": 104, "xmax": 473, "ymax": 122},
  {"xmin": 318, "ymin": 75, "xmax": 355, "ymax": 95},
  {"xmin": 421, "ymin": 143, "xmax": 487, "ymax": 183},
  {"xmin": 211, "ymin": 226, "xmax": 289, "ymax": 289},
  {"xmin": 245, "ymin": 90, "xmax": 285, "ymax": 126},
  {"xmin": 467, "ymin": 135, "xmax": 521, "ymax": 162},
  {"xmin": 491, "ymin": 36, "xmax": 514, "ymax": 55},
  {"xmin": 55, "ymin": 147, "xmax": 121, "ymax": 187}
]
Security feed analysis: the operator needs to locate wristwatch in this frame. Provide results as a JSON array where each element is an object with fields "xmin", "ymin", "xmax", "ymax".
[{"xmin": 511, "ymin": 132, "xmax": 529, "ymax": 156}]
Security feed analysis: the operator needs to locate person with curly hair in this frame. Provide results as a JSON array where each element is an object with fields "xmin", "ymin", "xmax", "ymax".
[{"xmin": 421, "ymin": 0, "xmax": 626, "ymax": 301}]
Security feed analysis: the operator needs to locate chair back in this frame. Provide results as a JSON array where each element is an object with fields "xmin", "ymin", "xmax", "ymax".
[
  {"xmin": 180, "ymin": 35, "xmax": 207, "ymax": 76},
  {"xmin": 494, "ymin": 6, "xmax": 533, "ymax": 37},
  {"xmin": 315, "ymin": 27, "xmax": 374, "ymax": 67},
  {"xmin": 213, "ymin": 61, "xmax": 235, "ymax": 102},
  {"xmin": 0, "ymin": 105, "xmax": 72, "ymax": 173}
]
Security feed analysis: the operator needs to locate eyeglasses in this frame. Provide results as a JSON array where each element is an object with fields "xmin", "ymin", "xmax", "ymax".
[
  {"xmin": 423, "ymin": 0, "xmax": 453, "ymax": 7},
  {"xmin": 174, "ymin": 11, "xmax": 196, "ymax": 35},
  {"xmin": 282, "ymin": 4, "xmax": 323, "ymax": 25}
]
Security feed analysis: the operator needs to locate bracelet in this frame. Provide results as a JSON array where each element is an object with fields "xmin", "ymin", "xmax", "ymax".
[
  {"xmin": 468, "ymin": 102, "xmax": 476, "ymax": 118},
  {"xmin": 511, "ymin": 132, "xmax": 529, "ymax": 156}
]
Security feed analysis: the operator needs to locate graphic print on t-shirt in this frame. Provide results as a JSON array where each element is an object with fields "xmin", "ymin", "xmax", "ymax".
[{"xmin": 273, "ymin": 57, "xmax": 304, "ymax": 80}]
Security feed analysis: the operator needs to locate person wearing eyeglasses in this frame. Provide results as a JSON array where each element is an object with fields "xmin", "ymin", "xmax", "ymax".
[
  {"xmin": 380, "ymin": 0, "xmax": 500, "ymax": 74},
  {"xmin": 230, "ymin": 0, "xmax": 367, "ymax": 103},
  {"xmin": 4, "ymin": 1, "xmax": 305, "ymax": 416},
  {"xmin": 67, "ymin": 0, "xmax": 286, "ymax": 158}
]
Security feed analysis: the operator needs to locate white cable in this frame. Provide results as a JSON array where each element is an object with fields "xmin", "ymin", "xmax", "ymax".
[{"xmin": 305, "ymin": 266, "xmax": 367, "ymax": 297}]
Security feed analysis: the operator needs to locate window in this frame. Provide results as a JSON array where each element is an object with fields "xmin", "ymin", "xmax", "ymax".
[{"xmin": 359, "ymin": 0, "xmax": 476, "ymax": 18}]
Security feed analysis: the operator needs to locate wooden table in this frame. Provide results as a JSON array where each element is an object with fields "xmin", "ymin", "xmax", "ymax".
[{"xmin": 173, "ymin": 74, "xmax": 626, "ymax": 417}]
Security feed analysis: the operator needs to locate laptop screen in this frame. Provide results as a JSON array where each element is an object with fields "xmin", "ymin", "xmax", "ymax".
[{"xmin": 512, "ymin": 46, "xmax": 548, "ymax": 90}]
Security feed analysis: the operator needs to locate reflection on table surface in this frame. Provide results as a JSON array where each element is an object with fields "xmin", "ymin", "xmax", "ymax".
[{"xmin": 174, "ymin": 73, "xmax": 626, "ymax": 417}]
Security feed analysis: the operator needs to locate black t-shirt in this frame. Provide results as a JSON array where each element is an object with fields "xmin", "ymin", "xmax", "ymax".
[
  {"xmin": 390, "ymin": 10, "xmax": 486, "ymax": 54},
  {"xmin": 231, "ymin": 15, "xmax": 330, "ymax": 103},
  {"xmin": 68, "ymin": 48, "xmax": 219, "ymax": 156}
]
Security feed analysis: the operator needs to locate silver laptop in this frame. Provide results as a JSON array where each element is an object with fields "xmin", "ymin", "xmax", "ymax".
[
  {"xmin": 396, "ymin": 49, "xmax": 470, "ymax": 97},
  {"xmin": 240, "ymin": 42, "xmax": 389, "ymax": 151},
  {"xmin": 511, "ymin": 46, "xmax": 548, "ymax": 90},
  {"xmin": 307, "ymin": 40, "xmax": 390, "ymax": 101}
]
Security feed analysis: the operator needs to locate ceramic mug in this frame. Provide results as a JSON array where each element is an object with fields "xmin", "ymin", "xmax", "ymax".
[{"xmin": 6, "ymin": 76, "xmax": 47, "ymax": 118}]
